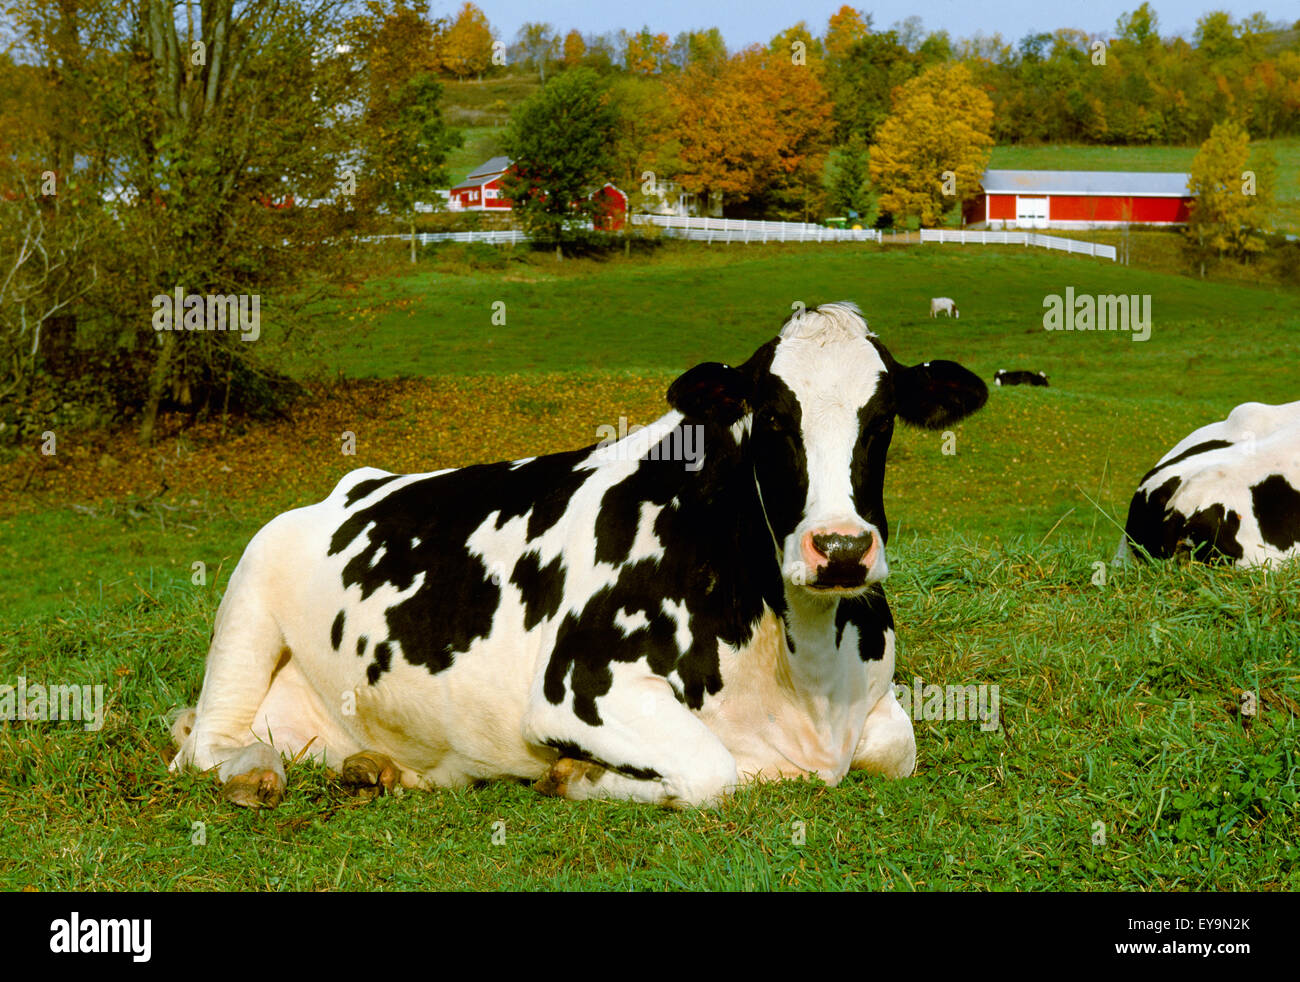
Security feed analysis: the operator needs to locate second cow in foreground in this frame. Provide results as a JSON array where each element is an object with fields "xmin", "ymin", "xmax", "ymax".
[{"xmin": 171, "ymin": 302, "xmax": 988, "ymax": 808}]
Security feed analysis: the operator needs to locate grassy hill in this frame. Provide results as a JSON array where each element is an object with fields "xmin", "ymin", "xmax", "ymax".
[{"xmin": 3, "ymin": 243, "xmax": 1296, "ymax": 891}]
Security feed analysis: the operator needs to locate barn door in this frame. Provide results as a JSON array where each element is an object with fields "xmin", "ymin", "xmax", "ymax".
[{"xmin": 1016, "ymin": 196, "xmax": 1049, "ymax": 229}]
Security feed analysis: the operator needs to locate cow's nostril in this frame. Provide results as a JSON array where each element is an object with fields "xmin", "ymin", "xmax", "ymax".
[{"xmin": 812, "ymin": 533, "xmax": 873, "ymax": 565}]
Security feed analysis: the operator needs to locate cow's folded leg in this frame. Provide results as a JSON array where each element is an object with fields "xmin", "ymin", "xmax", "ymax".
[
  {"xmin": 340, "ymin": 750, "xmax": 402, "ymax": 798},
  {"xmin": 533, "ymin": 757, "xmax": 606, "ymax": 797},
  {"xmin": 217, "ymin": 742, "xmax": 286, "ymax": 809},
  {"xmin": 525, "ymin": 681, "xmax": 739, "ymax": 808},
  {"xmin": 851, "ymin": 686, "xmax": 916, "ymax": 779}
]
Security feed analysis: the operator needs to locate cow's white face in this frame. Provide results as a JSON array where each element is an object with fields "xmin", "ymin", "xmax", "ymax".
[
  {"xmin": 759, "ymin": 311, "xmax": 893, "ymax": 594},
  {"xmin": 668, "ymin": 302, "xmax": 988, "ymax": 601}
]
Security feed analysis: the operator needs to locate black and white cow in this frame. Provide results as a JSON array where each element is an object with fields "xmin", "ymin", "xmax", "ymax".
[
  {"xmin": 1117, "ymin": 400, "xmax": 1300, "ymax": 566},
  {"xmin": 994, "ymin": 370, "xmax": 1048, "ymax": 387},
  {"xmin": 170, "ymin": 302, "xmax": 988, "ymax": 808}
]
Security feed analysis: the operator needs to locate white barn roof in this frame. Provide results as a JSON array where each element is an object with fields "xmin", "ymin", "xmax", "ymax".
[{"xmin": 981, "ymin": 169, "xmax": 1191, "ymax": 197}]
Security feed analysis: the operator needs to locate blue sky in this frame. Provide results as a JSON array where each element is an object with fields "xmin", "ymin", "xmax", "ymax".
[{"xmin": 441, "ymin": 1, "xmax": 1300, "ymax": 49}]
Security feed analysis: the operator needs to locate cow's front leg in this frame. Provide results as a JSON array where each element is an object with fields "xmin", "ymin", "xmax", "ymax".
[
  {"xmin": 850, "ymin": 686, "xmax": 916, "ymax": 778},
  {"xmin": 525, "ymin": 678, "xmax": 738, "ymax": 809}
]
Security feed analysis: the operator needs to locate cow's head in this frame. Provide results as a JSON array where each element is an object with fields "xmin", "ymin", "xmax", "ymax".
[{"xmin": 668, "ymin": 302, "xmax": 986, "ymax": 598}]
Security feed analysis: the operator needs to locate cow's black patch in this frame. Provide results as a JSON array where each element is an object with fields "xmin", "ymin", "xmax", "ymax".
[
  {"xmin": 328, "ymin": 449, "xmax": 594, "ymax": 678},
  {"xmin": 366, "ymin": 641, "xmax": 393, "ymax": 685},
  {"xmin": 750, "ymin": 373, "xmax": 808, "ymax": 546},
  {"xmin": 849, "ymin": 385, "xmax": 895, "ymax": 544},
  {"xmin": 1251, "ymin": 474, "xmax": 1300, "ymax": 551},
  {"xmin": 511, "ymin": 551, "xmax": 566, "ymax": 632},
  {"xmin": 1180, "ymin": 503, "xmax": 1244, "ymax": 562},
  {"xmin": 1137, "ymin": 439, "xmax": 1235, "ymax": 486},
  {"xmin": 1123, "ymin": 475, "xmax": 1182, "ymax": 560},
  {"xmin": 834, "ymin": 586, "xmax": 893, "ymax": 661},
  {"xmin": 356, "ymin": 635, "xmax": 368, "ymax": 657},
  {"xmin": 345, "ymin": 474, "xmax": 401, "ymax": 507},
  {"xmin": 546, "ymin": 414, "xmax": 784, "ymax": 722},
  {"xmin": 593, "ymin": 427, "xmax": 685, "ymax": 566},
  {"xmin": 543, "ymin": 739, "xmax": 662, "ymax": 781},
  {"xmin": 330, "ymin": 611, "xmax": 345, "ymax": 651},
  {"xmin": 1124, "ymin": 474, "xmax": 1244, "ymax": 562}
]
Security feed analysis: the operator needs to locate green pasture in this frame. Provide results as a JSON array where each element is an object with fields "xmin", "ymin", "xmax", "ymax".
[{"xmin": 3, "ymin": 243, "xmax": 1297, "ymax": 890}]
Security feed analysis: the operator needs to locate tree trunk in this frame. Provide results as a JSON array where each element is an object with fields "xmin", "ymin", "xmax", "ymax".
[
  {"xmin": 138, "ymin": 330, "xmax": 178, "ymax": 446},
  {"xmin": 410, "ymin": 213, "xmax": 416, "ymax": 263},
  {"xmin": 555, "ymin": 243, "xmax": 563, "ymax": 261}
]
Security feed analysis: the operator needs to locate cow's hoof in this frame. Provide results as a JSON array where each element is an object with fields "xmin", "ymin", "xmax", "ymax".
[
  {"xmin": 222, "ymin": 768, "xmax": 285, "ymax": 809},
  {"xmin": 533, "ymin": 757, "xmax": 606, "ymax": 798},
  {"xmin": 341, "ymin": 751, "xmax": 401, "ymax": 799}
]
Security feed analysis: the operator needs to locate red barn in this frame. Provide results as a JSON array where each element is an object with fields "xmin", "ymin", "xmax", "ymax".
[
  {"xmin": 449, "ymin": 156, "xmax": 513, "ymax": 212},
  {"xmin": 963, "ymin": 169, "xmax": 1193, "ymax": 230},
  {"xmin": 588, "ymin": 182, "xmax": 628, "ymax": 231}
]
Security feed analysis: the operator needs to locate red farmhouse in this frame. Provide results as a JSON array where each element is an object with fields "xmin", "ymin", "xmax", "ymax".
[
  {"xmin": 448, "ymin": 157, "xmax": 628, "ymax": 229},
  {"xmin": 964, "ymin": 169, "xmax": 1193, "ymax": 230},
  {"xmin": 449, "ymin": 156, "xmax": 513, "ymax": 212},
  {"xmin": 588, "ymin": 182, "xmax": 628, "ymax": 231}
]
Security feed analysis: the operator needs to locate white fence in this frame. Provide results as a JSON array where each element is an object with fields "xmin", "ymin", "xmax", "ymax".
[
  {"xmin": 368, "ymin": 230, "xmax": 529, "ymax": 246},
  {"xmin": 920, "ymin": 228, "xmax": 1117, "ymax": 261},
  {"xmin": 632, "ymin": 214, "xmax": 882, "ymax": 243}
]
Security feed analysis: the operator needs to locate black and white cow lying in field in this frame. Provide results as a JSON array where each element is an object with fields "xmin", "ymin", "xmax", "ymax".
[
  {"xmin": 170, "ymin": 302, "xmax": 988, "ymax": 808},
  {"xmin": 1117, "ymin": 400, "xmax": 1300, "ymax": 567},
  {"xmin": 994, "ymin": 370, "xmax": 1048, "ymax": 387}
]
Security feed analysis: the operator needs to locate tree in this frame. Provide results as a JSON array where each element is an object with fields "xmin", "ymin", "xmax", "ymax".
[
  {"xmin": 828, "ymin": 29, "xmax": 917, "ymax": 142},
  {"xmin": 441, "ymin": 2, "xmax": 494, "ymax": 80},
  {"xmin": 869, "ymin": 63, "xmax": 994, "ymax": 228},
  {"xmin": 768, "ymin": 22, "xmax": 823, "ymax": 65},
  {"xmin": 562, "ymin": 29, "xmax": 586, "ymax": 68},
  {"xmin": 669, "ymin": 28, "xmax": 727, "ymax": 70},
  {"xmin": 828, "ymin": 137, "xmax": 871, "ymax": 218},
  {"xmin": 363, "ymin": 72, "xmax": 461, "ymax": 263},
  {"xmin": 623, "ymin": 27, "xmax": 670, "ymax": 74},
  {"xmin": 1, "ymin": 0, "xmax": 395, "ymax": 445},
  {"xmin": 1183, "ymin": 119, "xmax": 1273, "ymax": 276},
  {"xmin": 500, "ymin": 68, "xmax": 617, "ymax": 258},
  {"xmin": 671, "ymin": 46, "xmax": 832, "ymax": 216},
  {"xmin": 608, "ymin": 75, "xmax": 680, "ymax": 192},
  {"xmin": 516, "ymin": 22, "xmax": 558, "ymax": 82},
  {"xmin": 825, "ymin": 6, "xmax": 871, "ymax": 63}
]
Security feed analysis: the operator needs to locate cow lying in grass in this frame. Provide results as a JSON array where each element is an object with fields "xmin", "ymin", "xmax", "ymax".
[
  {"xmin": 170, "ymin": 302, "xmax": 988, "ymax": 808},
  {"xmin": 1117, "ymin": 400, "xmax": 1300, "ymax": 566},
  {"xmin": 995, "ymin": 370, "xmax": 1049, "ymax": 387}
]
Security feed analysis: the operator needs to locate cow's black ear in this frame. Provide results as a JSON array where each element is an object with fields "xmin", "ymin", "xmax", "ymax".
[
  {"xmin": 667, "ymin": 362, "xmax": 750, "ymax": 425},
  {"xmin": 895, "ymin": 359, "xmax": 988, "ymax": 430}
]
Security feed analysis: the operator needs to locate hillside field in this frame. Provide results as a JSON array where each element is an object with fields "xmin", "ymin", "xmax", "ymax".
[{"xmin": 2, "ymin": 243, "xmax": 1297, "ymax": 891}]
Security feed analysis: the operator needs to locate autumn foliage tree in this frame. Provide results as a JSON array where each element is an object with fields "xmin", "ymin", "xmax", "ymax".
[
  {"xmin": 671, "ymin": 46, "xmax": 832, "ymax": 218},
  {"xmin": 869, "ymin": 62, "xmax": 994, "ymax": 228},
  {"xmin": 441, "ymin": 2, "xmax": 495, "ymax": 80},
  {"xmin": 1183, "ymin": 119, "xmax": 1275, "ymax": 276},
  {"xmin": 623, "ymin": 27, "xmax": 671, "ymax": 74},
  {"xmin": 562, "ymin": 30, "xmax": 586, "ymax": 68}
]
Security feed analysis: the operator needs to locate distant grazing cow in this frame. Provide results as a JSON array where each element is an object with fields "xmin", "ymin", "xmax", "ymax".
[
  {"xmin": 995, "ymin": 370, "xmax": 1049, "ymax": 387},
  {"xmin": 1116, "ymin": 400, "xmax": 1300, "ymax": 567},
  {"xmin": 930, "ymin": 297, "xmax": 959, "ymax": 318},
  {"xmin": 170, "ymin": 302, "xmax": 988, "ymax": 809}
]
